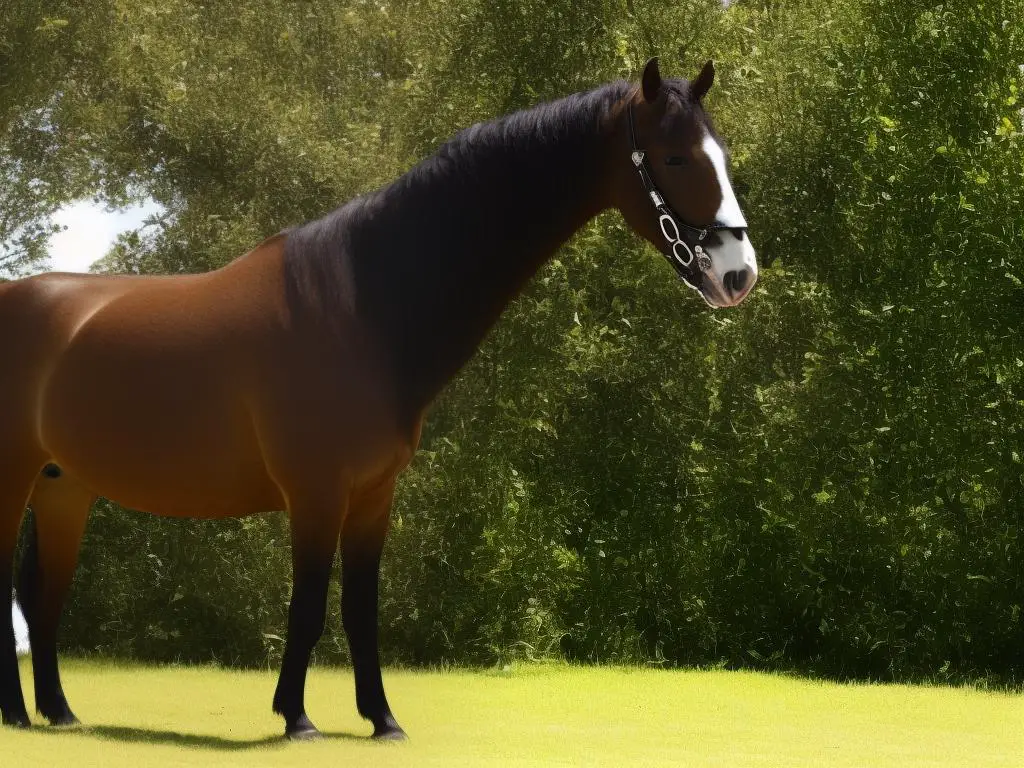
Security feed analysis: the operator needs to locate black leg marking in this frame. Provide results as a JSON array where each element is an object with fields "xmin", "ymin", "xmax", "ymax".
[
  {"xmin": 16, "ymin": 511, "xmax": 78, "ymax": 726},
  {"xmin": 342, "ymin": 545, "xmax": 404, "ymax": 740},
  {"xmin": 0, "ymin": 477, "xmax": 33, "ymax": 729},
  {"xmin": 1, "ymin": 565, "xmax": 29, "ymax": 727},
  {"xmin": 272, "ymin": 562, "xmax": 332, "ymax": 740}
]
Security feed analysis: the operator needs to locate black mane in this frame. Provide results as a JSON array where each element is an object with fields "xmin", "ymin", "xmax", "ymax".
[{"xmin": 283, "ymin": 80, "xmax": 637, "ymax": 422}]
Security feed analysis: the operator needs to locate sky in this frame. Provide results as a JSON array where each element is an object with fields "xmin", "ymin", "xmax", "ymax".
[{"xmin": 46, "ymin": 198, "xmax": 163, "ymax": 273}]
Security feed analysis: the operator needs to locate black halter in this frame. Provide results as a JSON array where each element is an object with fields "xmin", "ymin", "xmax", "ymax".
[{"xmin": 627, "ymin": 102, "xmax": 739, "ymax": 292}]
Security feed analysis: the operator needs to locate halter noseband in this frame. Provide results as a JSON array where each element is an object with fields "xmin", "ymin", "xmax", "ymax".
[{"xmin": 627, "ymin": 101, "xmax": 739, "ymax": 292}]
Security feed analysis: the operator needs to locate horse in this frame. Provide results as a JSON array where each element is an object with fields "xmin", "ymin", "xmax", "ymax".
[{"xmin": 0, "ymin": 57, "xmax": 758, "ymax": 740}]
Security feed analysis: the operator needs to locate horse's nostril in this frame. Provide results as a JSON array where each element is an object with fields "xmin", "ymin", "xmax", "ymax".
[{"xmin": 724, "ymin": 269, "xmax": 749, "ymax": 297}]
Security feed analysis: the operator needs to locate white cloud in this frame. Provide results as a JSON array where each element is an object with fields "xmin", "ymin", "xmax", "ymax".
[{"xmin": 47, "ymin": 199, "xmax": 163, "ymax": 273}]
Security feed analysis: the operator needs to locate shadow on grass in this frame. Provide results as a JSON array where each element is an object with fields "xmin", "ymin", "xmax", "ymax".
[{"xmin": 34, "ymin": 724, "xmax": 369, "ymax": 751}]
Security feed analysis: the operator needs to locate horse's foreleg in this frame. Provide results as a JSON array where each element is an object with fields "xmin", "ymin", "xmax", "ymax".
[
  {"xmin": 18, "ymin": 471, "xmax": 92, "ymax": 726},
  {"xmin": 341, "ymin": 482, "xmax": 404, "ymax": 740},
  {"xmin": 0, "ymin": 473, "xmax": 34, "ymax": 728},
  {"xmin": 272, "ymin": 489, "xmax": 346, "ymax": 740}
]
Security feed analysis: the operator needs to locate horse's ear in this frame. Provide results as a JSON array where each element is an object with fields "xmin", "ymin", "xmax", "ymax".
[
  {"xmin": 641, "ymin": 57, "xmax": 662, "ymax": 103},
  {"xmin": 690, "ymin": 60, "xmax": 715, "ymax": 102}
]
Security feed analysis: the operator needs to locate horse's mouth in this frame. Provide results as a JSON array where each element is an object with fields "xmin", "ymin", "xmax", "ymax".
[
  {"xmin": 699, "ymin": 271, "xmax": 756, "ymax": 309},
  {"xmin": 698, "ymin": 279, "xmax": 733, "ymax": 309}
]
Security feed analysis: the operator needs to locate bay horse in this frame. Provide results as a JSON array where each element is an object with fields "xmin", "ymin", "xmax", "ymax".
[{"xmin": 0, "ymin": 58, "xmax": 757, "ymax": 740}]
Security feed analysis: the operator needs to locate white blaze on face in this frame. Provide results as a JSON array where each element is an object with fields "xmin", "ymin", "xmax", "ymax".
[{"xmin": 700, "ymin": 133, "xmax": 758, "ymax": 303}]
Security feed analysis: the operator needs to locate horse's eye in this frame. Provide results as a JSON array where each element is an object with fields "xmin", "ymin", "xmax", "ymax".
[{"xmin": 665, "ymin": 156, "xmax": 687, "ymax": 166}]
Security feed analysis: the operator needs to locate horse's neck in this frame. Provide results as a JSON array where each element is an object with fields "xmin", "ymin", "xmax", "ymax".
[{"xmin": 343, "ymin": 86, "xmax": 626, "ymax": 418}]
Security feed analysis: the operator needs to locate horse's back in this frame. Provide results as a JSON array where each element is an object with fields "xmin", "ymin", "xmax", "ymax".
[
  {"xmin": 0, "ymin": 237, "xmax": 290, "ymax": 515},
  {"xmin": 1, "ymin": 232, "xmax": 414, "ymax": 515},
  {"xmin": 0, "ymin": 236, "xmax": 286, "ymax": 402}
]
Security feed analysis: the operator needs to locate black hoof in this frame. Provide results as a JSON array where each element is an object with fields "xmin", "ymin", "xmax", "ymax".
[
  {"xmin": 41, "ymin": 699, "xmax": 80, "ymax": 728},
  {"xmin": 48, "ymin": 712, "xmax": 81, "ymax": 728},
  {"xmin": 285, "ymin": 713, "xmax": 322, "ymax": 741},
  {"xmin": 2, "ymin": 712, "xmax": 30, "ymax": 728},
  {"xmin": 372, "ymin": 718, "xmax": 408, "ymax": 741}
]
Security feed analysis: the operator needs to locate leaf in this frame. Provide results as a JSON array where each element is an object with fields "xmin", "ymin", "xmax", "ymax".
[
  {"xmin": 35, "ymin": 17, "xmax": 70, "ymax": 34},
  {"xmin": 878, "ymin": 115, "xmax": 897, "ymax": 132}
]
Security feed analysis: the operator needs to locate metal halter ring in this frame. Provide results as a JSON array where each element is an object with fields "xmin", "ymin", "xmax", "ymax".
[{"xmin": 658, "ymin": 214, "xmax": 712, "ymax": 288}]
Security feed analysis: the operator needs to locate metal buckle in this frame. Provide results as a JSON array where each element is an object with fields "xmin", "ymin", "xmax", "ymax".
[{"xmin": 694, "ymin": 245, "xmax": 712, "ymax": 272}]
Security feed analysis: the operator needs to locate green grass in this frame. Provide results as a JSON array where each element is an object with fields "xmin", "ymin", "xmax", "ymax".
[{"xmin": 2, "ymin": 660, "xmax": 1021, "ymax": 767}]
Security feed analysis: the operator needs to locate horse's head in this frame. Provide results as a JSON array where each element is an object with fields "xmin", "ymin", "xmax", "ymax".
[{"xmin": 613, "ymin": 58, "xmax": 757, "ymax": 308}]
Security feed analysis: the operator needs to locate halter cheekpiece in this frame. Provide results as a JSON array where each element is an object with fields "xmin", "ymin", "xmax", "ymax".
[{"xmin": 627, "ymin": 101, "xmax": 741, "ymax": 292}]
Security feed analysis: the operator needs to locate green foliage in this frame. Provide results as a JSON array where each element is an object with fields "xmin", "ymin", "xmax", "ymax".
[{"xmin": 4, "ymin": 0, "xmax": 1023, "ymax": 683}]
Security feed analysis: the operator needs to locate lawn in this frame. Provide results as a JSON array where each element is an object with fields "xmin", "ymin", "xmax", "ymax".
[{"xmin": 2, "ymin": 660, "xmax": 1020, "ymax": 767}]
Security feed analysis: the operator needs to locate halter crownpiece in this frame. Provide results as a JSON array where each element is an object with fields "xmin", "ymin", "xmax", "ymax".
[{"xmin": 627, "ymin": 101, "xmax": 743, "ymax": 292}]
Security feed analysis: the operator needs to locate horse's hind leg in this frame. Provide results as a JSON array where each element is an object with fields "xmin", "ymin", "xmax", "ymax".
[
  {"xmin": 17, "ymin": 467, "xmax": 92, "ymax": 726},
  {"xmin": 272, "ymin": 488, "xmax": 347, "ymax": 740},
  {"xmin": 0, "ymin": 467, "xmax": 37, "ymax": 727},
  {"xmin": 342, "ymin": 480, "xmax": 404, "ymax": 740}
]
